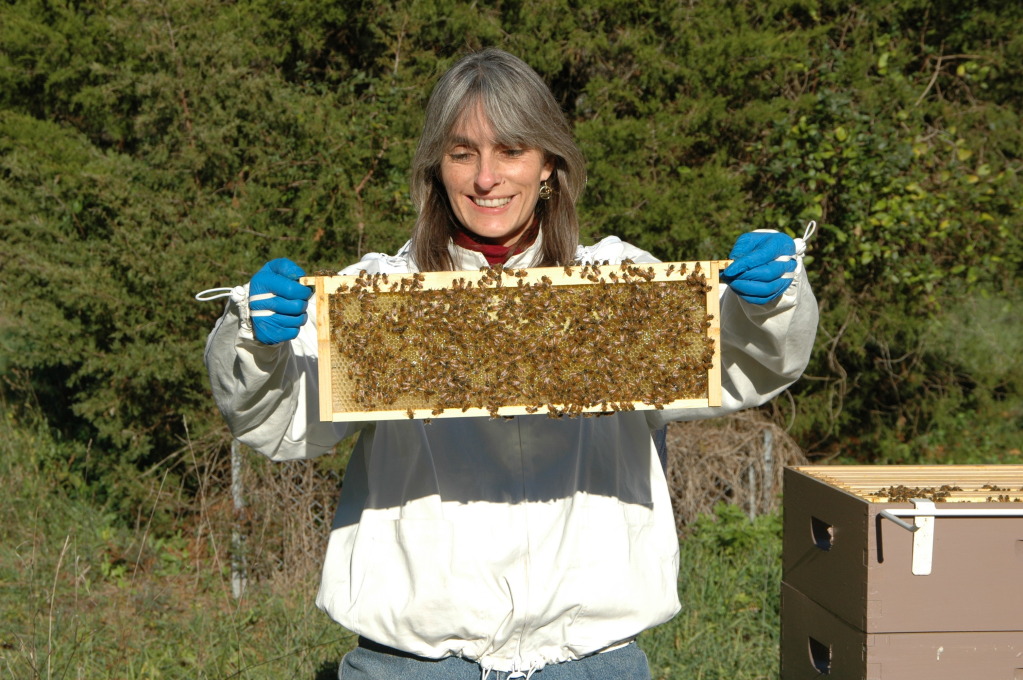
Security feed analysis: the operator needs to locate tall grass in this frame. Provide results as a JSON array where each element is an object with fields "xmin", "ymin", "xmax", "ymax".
[
  {"xmin": 0, "ymin": 402, "xmax": 353, "ymax": 679},
  {"xmin": 642, "ymin": 505, "xmax": 783, "ymax": 680},
  {"xmin": 1, "ymin": 401, "xmax": 784, "ymax": 679}
]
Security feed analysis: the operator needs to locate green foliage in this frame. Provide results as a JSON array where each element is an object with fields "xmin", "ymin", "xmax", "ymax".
[
  {"xmin": 642, "ymin": 503, "xmax": 784, "ymax": 679},
  {"xmin": 1, "ymin": 0, "xmax": 1022, "ymax": 514},
  {"xmin": 733, "ymin": 1, "xmax": 1023, "ymax": 461},
  {"xmin": 0, "ymin": 414, "xmax": 344, "ymax": 679}
]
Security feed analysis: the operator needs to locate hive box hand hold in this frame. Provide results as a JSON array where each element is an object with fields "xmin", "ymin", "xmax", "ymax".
[{"xmin": 300, "ymin": 260, "xmax": 726, "ymax": 422}]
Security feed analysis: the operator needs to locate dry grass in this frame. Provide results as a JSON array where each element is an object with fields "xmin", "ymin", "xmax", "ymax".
[
  {"xmin": 187, "ymin": 433, "xmax": 350, "ymax": 593},
  {"xmin": 0, "ymin": 413, "xmax": 354, "ymax": 679},
  {"xmin": 667, "ymin": 412, "xmax": 807, "ymax": 535}
]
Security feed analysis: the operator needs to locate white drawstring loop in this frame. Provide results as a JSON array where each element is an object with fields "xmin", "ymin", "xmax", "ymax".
[
  {"xmin": 777, "ymin": 220, "xmax": 817, "ymax": 279},
  {"xmin": 194, "ymin": 287, "xmax": 234, "ymax": 301},
  {"xmin": 794, "ymin": 219, "xmax": 817, "ymax": 255}
]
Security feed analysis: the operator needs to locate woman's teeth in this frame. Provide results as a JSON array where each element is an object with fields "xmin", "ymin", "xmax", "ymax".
[{"xmin": 473, "ymin": 196, "xmax": 511, "ymax": 208}]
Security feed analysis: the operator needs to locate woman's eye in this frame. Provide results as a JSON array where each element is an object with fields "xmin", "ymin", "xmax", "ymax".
[
  {"xmin": 503, "ymin": 148, "xmax": 525, "ymax": 157},
  {"xmin": 449, "ymin": 152, "xmax": 472, "ymax": 162}
]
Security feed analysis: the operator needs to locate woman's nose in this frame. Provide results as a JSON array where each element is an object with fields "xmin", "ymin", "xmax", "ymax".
[{"xmin": 474, "ymin": 153, "xmax": 500, "ymax": 190}]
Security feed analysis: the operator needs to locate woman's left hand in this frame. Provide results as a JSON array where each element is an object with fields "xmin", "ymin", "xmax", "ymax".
[{"xmin": 721, "ymin": 231, "xmax": 797, "ymax": 304}]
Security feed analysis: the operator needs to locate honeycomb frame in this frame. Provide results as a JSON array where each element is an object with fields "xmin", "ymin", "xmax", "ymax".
[{"xmin": 301, "ymin": 260, "xmax": 727, "ymax": 422}]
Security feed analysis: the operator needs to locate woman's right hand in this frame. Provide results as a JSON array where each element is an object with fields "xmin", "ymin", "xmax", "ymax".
[{"xmin": 248, "ymin": 258, "xmax": 313, "ymax": 345}]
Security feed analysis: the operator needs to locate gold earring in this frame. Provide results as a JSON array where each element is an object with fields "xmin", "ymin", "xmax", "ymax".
[{"xmin": 538, "ymin": 180, "xmax": 553, "ymax": 200}]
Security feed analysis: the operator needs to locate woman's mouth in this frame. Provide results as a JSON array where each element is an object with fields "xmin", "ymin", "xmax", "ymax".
[{"xmin": 472, "ymin": 196, "xmax": 512, "ymax": 208}]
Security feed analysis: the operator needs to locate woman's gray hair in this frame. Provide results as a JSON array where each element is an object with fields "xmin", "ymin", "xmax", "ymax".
[{"xmin": 409, "ymin": 48, "xmax": 586, "ymax": 271}]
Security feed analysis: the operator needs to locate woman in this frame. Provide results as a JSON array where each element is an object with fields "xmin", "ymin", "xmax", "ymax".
[{"xmin": 205, "ymin": 49, "xmax": 818, "ymax": 679}]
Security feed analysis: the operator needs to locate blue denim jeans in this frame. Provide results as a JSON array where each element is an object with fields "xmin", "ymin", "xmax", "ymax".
[{"xmin": 338, "ymin": 641, "xmax": 652, "ymax": 680}]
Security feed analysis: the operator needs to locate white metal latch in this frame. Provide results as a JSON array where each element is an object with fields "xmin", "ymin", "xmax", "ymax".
[
  {"xmin": 911, "ymin": 499, "xmax": 935, "ymax": 575},
  {"xmin": 879, "ymin": 500, "xmax": 1023, "ymax": 576}
]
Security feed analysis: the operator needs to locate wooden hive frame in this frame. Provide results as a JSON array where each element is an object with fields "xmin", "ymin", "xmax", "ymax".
[
  {"xmin": 301, "ymin": 260, "xmax": 727, "ymax": 422},
  {"xmin": 793, "ymin": 465, "xmax": 1023, "ymax": 503}
]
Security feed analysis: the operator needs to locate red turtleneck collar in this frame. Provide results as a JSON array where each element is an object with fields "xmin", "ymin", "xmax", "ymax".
[{"xmin": 451, "ymin": 218, "xmax": 540, "ymax": 265}]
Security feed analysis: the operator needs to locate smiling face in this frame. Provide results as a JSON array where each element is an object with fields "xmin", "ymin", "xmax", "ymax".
[{"xmin": 439, "ymin": 107, "xmax": 554, "ymax": 246}]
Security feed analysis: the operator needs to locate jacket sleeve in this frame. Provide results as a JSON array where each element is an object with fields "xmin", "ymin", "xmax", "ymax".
[
  {"xmin": 647, "ymin": 265, "xmax": 819, "ymax": 429},
  {"xmin": 204, "ymin": 285, "xmax": 356, "ymax": 461}
]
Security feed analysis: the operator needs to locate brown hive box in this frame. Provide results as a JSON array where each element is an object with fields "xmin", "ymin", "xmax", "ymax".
[
  {"xmin": 781, "ymin": 583, "xmax": 1023, "ymax": 680},
  {"xmin": 781, "ymin": 465, "xmax": 1023, "ymax": 680},
  {"xmin": 301, "ymin": 260, "xmax": 726, "ymax": 422}
]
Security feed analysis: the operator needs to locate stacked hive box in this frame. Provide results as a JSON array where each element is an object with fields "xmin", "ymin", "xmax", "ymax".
[{"xmin": 781, "ymin": 465, "xmax": 1023, "ymax": 680}]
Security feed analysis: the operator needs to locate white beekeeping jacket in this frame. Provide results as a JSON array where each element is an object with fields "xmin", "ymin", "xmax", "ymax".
[{"xmin": 204, "ymin": 233, "xmax": 818, "ymax": 677}]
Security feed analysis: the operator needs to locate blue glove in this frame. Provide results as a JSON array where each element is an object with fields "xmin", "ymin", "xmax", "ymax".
[
  {"xmin": 248, "ymin": 258, "xmax": 312, "ymax": 345},
  {"xmin": 721, "ymin": 231, "xmax": 797, "ymax": 304}
]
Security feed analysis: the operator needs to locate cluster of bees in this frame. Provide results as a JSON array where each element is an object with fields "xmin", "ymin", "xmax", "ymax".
[
  {"xmin": 981, "ymin": 484, "xmax": 1023, "ymax": 502},
  {"xmin": 873, "ymin": 484, "xmax": 1023, "ymax": 503},
  {"xmin": 325, "ymin": 261, "xmax": 716, "ymax": 419},
  {"xmin": 874, "ymin": 484, "xmax": 964, "ymax": 503}
]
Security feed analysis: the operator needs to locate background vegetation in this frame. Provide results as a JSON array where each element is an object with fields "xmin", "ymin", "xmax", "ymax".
[
  {"xmin": 2, "ymin": 0, "xmax": 1021, "ymax": 677},
  {"xmin": 1, "ymin": 406, "xmax": 784, "ymax": 679}
]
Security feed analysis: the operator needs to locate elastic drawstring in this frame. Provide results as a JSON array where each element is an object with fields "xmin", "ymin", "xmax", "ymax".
[
  {"xmin": 194, "ymin": 286, "xmax": 274, "ymax": 318},
  {"xmin": 778, "ymin": 220, "xmax": 817, "ymax": 279},
  {"xmin": 194, "ymin": 287, "xmax": 234, "ymax": 301},
  {"xmin": 794, "ymin": 219, "xmax": 817, "ymax": 254},
  {"xmin": 480, "ymin": 661, "xmax": 543, "ymax": 680},
  {"xmin": 247, "ymin": 291, "xmax": 275, "ymax": 317}
]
